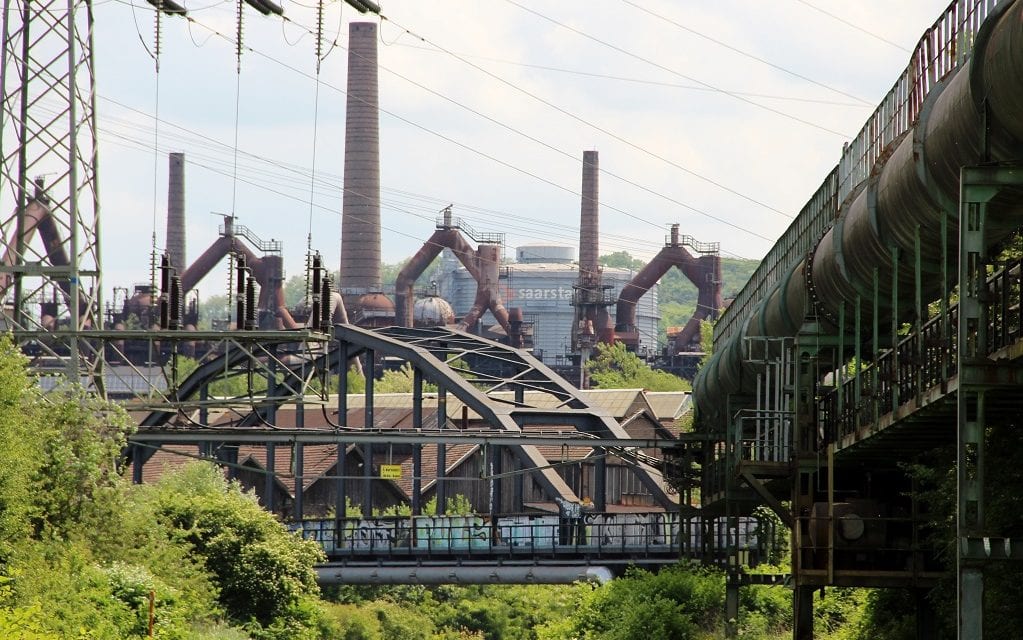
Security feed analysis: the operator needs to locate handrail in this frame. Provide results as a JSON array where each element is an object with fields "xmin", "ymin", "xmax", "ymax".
[{"xmin": 290, "ymin": 511, "xmax": 766, "ymax": 561}]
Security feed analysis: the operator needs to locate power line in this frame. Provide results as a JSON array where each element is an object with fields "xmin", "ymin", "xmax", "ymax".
[
  {"xmin": 500, "ymin": 0, "xmax": 854, "ymax": 139},
  {"xmin": 378, "ymin": 12, "xmax": 796, "ymax": 221},
  {"xmin": 394, "ymin": 42, "xmax": 868, "ymax": 107},
  {"xmin": 123, "ymin": 3, "xmax": 779, "ymax": 242},
  {"xmin": 620, "ymin": 0, "xmax": 873, "ymax": 106},
  {"xmin": 92, "ymin": 91, "xmax": 759, "ymax": 261},
  {"xmin": 792, "ymin": 0, "xmax": 912, "ymax": 53}
]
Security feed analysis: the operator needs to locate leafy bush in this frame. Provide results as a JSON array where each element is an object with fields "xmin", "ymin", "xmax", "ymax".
[{"xmin": 145, "ymin": 462, "xmax": 324, "ymax": 631}]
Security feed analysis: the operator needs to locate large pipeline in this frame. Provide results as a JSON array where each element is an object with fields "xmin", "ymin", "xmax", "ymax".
[{"xmin": 694, "ymin": 0, "xmax": 1023, "ymax": 427}]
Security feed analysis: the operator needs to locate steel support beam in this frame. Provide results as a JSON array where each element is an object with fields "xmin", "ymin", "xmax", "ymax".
[{"xmin": 956, "ymin": 165, "xmax": 1023, "ymax": 640}]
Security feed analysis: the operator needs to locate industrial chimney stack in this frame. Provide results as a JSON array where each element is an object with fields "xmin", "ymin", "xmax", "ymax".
[
  {"xmin": 578, "ymin": 150, "xmax": 599, "ymax": 286},
  {"xmin": 340, "ymin": 22, "xmax": 382, "ymax": 302},
  {"xmin": 166, "ymin": 152, "xmax": 186, "ymax": 271}
]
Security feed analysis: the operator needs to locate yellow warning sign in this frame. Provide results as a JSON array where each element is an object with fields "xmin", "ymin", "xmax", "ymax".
[{"xmin": 379, "ymin": 464, "xmax": 403, "ymax": 479}]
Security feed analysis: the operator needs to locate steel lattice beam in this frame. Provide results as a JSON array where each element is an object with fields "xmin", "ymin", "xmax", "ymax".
[{"xmin": 1, "ymin": 0, "xmax": 102, "ymax": 385}]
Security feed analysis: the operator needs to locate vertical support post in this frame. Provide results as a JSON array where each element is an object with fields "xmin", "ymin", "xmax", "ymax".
[
  {"xmin": 594, "ymin": 456, "xmax": 607, "ymax": 511},
  {"xmin": 336, "ymin": 441, "xmax": 347, "ymax": 518},
  {"xmin": 940, "ymin": 214, "xmax": 950, "ymax": 389},
  {"xmin": 293, "ymin": 443, "xmax": 304, "ymax": 520},
  {"xmin": 854, "ymin": 295, "xmax": 862, "ymax": 428},
  {"xmin": 362, "ymin": 442, "xmax": 373, "ymax": 518},
  {"xmin": 199, "ymin": 385, "xmax": 209, "ymax": 425},
  {"xmin": 724, "ymin": 413, "xmax": 740, "ymax": 638},
  {"xmin": 412, "ymin": 444, "xmax": 422, "ymax": 516},
  {"xmin": 491, "ymin": 444, "xmax": 503, "ymax": 517},
  {"xmin": 957, "ymin": 166, "xmax": 999, "ymax": 640},
  {"xmin": 264, "ymin": 344, "xmax": 278, "ymax": 513},
  {"xmin": 872, "ymin": 267, "xmax": 880, "ymax": 427},
  {"xmin": 891, "ymin": 246, "xmax": 900, "ymax": 412},
  {"xmin": 794, "ymin": 586, "xmax": 815, "ymax": 640},
  {"xmin": 364, "ymin": 349, "xmax": 375, "ymax": 429},
  {"xmin": 914, "ymin": 226, "xmax": 923, "ymax": 404},
  {"xmin": 513, "ymin": 455, "xmax": 524, "ymax": 511},
  {"xmin": 725, "ymin": 571, "xmax": 739, "ymax": 638},
  {"xmin": 264, "ymin": 442, "xmax": 276, "ymax": 512},
  {"xmin": 837, "ymin": 302, "xmax": 845, "ymax": 442},
  {"xmin": 437, "ymin": 386, "xmax": 447, "ymax": 515},
  {"xmin": 337, "ymin": 336, "xmax": 349, "ymax": 420},
  {"xmin": 132, "ymin": 444, "xmax": 144, "ymax": 484},
  {"xmin": 412, "ymin": 367, "xmax": 423, "ymax": 516}
]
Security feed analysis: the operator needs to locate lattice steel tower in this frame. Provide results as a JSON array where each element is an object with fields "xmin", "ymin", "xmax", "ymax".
[{"xmin": 1, "ymin": 0, "xmax": 102, "ymax": 383}]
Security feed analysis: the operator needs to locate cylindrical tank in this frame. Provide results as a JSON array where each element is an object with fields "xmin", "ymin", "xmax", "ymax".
[
  {"xmin": 516, "ymin": 245, "xmax": 576, "ymax": 264},
  {"xmin": 354, "ymin": 292, "xmax": 395, "ymax": 328}
]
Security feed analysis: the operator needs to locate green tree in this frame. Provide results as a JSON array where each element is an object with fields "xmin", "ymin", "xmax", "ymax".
[
  {"xmin": 29, "ymin": 389, "xmax": 134, "ymax": 539},
  {"xmin": 599, "ymin": 251, "xmax": 645, "ymax": 271},
  {"xmin": 0, "ymin": 337, "xmax": 43, "ymax": 561},
  {"xmin": 586, "ymin": 342, "xmax": 690, "ymax": 391},
  {"xmin": 146, "ymin": 462, "xmax": 325, "ymax": 632}
]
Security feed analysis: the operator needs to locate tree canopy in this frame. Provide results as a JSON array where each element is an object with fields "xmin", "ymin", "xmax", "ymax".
[{"xmin": 586, "ymin": 342, "xmax": 690, "ymax": 391}]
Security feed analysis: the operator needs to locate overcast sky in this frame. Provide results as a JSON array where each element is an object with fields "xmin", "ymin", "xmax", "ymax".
[{"xmin": 88, "ymin": 0, "xmax": 952, "ymax": 297}]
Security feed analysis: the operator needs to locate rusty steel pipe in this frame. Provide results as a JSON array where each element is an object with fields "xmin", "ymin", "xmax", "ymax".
[
  {"xmin": 456, "ymin": 243, "xmax": 511, "ymax": 334},
  {"xmin": 394, "ymin": 229, "xmax": 479, "ymax": 327},
  {"xmin": 615, "ymin": 243, "xmax": 722, "ymax": 352}
]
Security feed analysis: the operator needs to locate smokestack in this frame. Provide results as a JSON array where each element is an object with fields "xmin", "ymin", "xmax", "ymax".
[
  {"xmin": 578, "ymin": 150, "xmax": 598, "ymax": 285},
  {"xmin": 166, "ymin": 152, "xmax": 186, "ymax": 271},
  {"xmin": 340, "ymin": 22, "xmax": 381, "ymax": 298}
]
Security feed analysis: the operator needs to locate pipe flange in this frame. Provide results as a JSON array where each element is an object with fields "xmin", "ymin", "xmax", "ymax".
[
  {"xmin": 912, "ymin": 76, "xmax": 957, "ymax": 215},
  {"xmin": 803, "ymin": 234, "xmax": 838, "ymax": 329}
]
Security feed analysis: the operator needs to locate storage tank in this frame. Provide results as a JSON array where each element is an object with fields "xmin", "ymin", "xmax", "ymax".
[
  {"xmin": 435, "ymin": 246, "xmax": 660, "ymax": 361},
  {"xmin": 413, "ymin": 295, "xmax": 456, "ymax": 327}
]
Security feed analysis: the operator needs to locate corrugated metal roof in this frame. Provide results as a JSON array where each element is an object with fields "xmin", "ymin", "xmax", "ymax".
[
  {"xmin": 579, "ymin": 389, "xmax": 647, "ymax": 417},
  {"xmin": 644, "ymin": 392, "xmax": 690, "ymax": 420}
]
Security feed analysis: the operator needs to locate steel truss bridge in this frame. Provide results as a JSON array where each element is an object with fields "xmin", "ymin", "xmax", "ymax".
[{"xmin": 128, "ymin": 325, "xmax": 787, "ymax": 583}]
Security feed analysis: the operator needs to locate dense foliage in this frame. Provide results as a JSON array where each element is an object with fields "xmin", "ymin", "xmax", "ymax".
[
  {"xmin": 585, "ymin": 341, "xmax": 690, "ymax": 391},
  {"xmin": 0, "ymin": 335, "xmax": 326, "ymax": 639}
]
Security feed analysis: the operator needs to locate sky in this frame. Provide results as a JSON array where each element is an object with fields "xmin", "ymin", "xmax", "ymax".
[{"xmin": 83, "ymin": 0, "xmax": 954, "ymax": 298}]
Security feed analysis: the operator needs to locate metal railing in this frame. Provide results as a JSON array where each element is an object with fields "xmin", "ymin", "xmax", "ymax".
[
  {"xmin": 219, "ymin": 222, "xmax": 282, "ymax": 254},
  {"xmin": 820, "ymin": 256, "xmax": 1023, "ymax": 441},
  {"xmin": 291, "ymin": 512, "xmax": 767, "ymax": 561},
  {"xmin": 435, "ymin": 215, "xmax": 505, "ymax": 246}
]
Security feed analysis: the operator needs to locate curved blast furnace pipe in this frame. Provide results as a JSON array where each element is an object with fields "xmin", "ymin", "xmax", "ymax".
[
  {"xmin": 179, "ymin": 235, "xmax": 291, "ymax": 328},
  {"xmin": 394, "ymin": 229, "xmax": 479, "ymax": 327},
  {"xmin": 616, "ymin": 227, "xmax": 722, "ymax": 352},
  {"xmin": 693, "ymin": 0, "xmax": 1023, "ymax": 426},
  {"xmin": 456, "ymin": 243, "xmax": 511, "ymax": 334}
]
